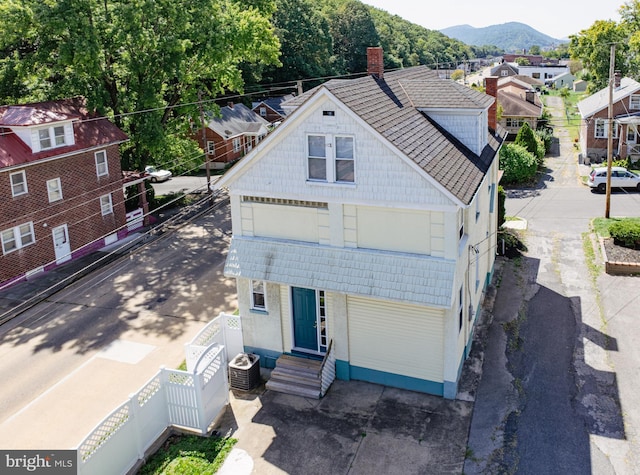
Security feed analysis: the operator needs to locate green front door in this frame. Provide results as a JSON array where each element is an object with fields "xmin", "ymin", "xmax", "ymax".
[{"xmin": 292, "ymin": 287, "xmax": 318, "ymax": 352}]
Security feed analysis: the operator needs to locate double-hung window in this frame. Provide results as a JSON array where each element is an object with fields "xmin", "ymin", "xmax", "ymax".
[
  {"xmin": 10, "ymin": 171, "xmax": 28, "ymax": 197},
  {"xmin": 47, "ymin": 178, "xmax": 63, "ymax": 202},
  {"xmin": 1, "ymin": 222, "xmax": 35, "ymax": 254},
  {"xmin": 100, "ymin": 194, "xmax": 113, "ymax": 216},
  {"xmin": 250, "ymin": 280, "xmax": 266, "ymax": 311},
  {"xmin": 595, "ymin": 119, "xmax": 618, "ymax": 139},
  {"xmin": 631, "ymin": 94, "xmax": 640, "ymax": 110},
  {"xmin": 38, "ymin": 125, "xmax": 66, "ymax": 150},
  {"xmin": 233, "ymin": 138, "xmax": 241, "ymax": 152},
  {"xmin": 95, "ymin": 150, "xmax": 108, "ymax": 176},
  {"xmin": 307, "ymin": 134, "xmax": 355, "ymax": 183},
  {"xmin": 206, "ymin": 141, "xmax": 215, "ymax": 155}
]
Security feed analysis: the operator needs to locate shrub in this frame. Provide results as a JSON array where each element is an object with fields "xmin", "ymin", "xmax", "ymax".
[
  {"xmin": 499, "ymin": 143, "xmax": 538, "ymax": 184},
  {"xmin": 497, "ymin": 185, "xmax": 506, "ymax": 228},
  {"xmin": 609, "ymin": 220, "xmax": 640, "ymax": 249},
  {"xmin": 497, "ymin": 228, "xmax": 528, "ymax": 258},
  {"xmin": 535, "ymin": 128, "xmax": 552, "ymax": 154},
  {"xmin": 515, "ymin": 122, "xmax": 545, "ymax": 165},
  {"xmin": 612, "ymin": 158, "xmax": 631, "ymax": 169}
]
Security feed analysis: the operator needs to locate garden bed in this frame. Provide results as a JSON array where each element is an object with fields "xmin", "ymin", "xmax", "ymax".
[{"xmin": 601, "ymin": 238, "xmax": 640, "ymax": 275}]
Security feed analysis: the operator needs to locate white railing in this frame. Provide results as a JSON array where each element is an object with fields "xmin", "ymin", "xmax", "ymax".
[
  {"xmin": 126, "ymin": 208, "xmax": 144, "ymax": 231},
  {"xmin": 320, "ymin": 340, "xmax": 336, "ymax": 397},
  {"xmin": 77, "ymin": 313, "xmax": 243, "ymax": 475}
]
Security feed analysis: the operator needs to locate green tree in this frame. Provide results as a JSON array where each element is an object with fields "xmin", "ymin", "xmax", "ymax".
[
  {"xmin": 499, "ymin": 143, "xmax": 537, "ymax": 184},
  {"xmin": 528, "ymin": 45, "xmax": 541, "ymax": 55},
  {"xmin": 261, "ymin": 0, "xmax": 335, "ymax": 85},
  {"xmin": 0, "ymin": 0, "xmax": 281, "ymax": 172},
  {"xmin": 515, "ymin": 122, "xmax": 544, "ymax": 166},
  {"xmin": 514, "ymin": 57, "xmax": 531, "ymax": 66},
  {"xmin": 451, "ymin": 69, "xmax": 465, "ymax": 81},
  {"xmin": 328, "ymin": 0, "xmax": 380, "ymax": 74},
  {"xmin": 569, "ymin": 19, "xmax": 627, "ymax": 91}
]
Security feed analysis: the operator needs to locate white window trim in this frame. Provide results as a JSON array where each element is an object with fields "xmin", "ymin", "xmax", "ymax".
[
  {"xmin": 10, "ymin": 170, "xmax": 28, "ymax": 197},
  {"xmin": 595, "ymin": 118, "xmax": 618, "ymax": 139},
  {"xmin": 206, "ymin": 141, "xmax": 215, "ymax": 155},
  {"xmin": 630, "ymin": 94, "xmax": 640, "ymax": 110},
  {"xmin": 100, "ymin": 193, "xmax": 113, "ymax": 216},
  {"xmin": 95, "ymin": 150, "xmax": 109, "ymax": 177},
  {"xmin": 1, "ymin": 222, "xmax": 35, "ymax": 254},
  {"xmin": 37, "ymin": 125, "xmax": 67, "ymax": 150},
  {"xmin": 259, "ymin": 107, "xmax": 267, "ymax": 117},
  {"xmin": 250, "ymin": 280, "xmax": 267, "ymax": 311},
  {"xmin": 232, "ymin": 137, "xmax": 242, "ymax": 153},
  {"xmin": 306, "ymin": 133, "xmax": 355, "ymax": 184},
  {"xmin": 47, "ymin": 178, "xmax": 63, "ymax": 202}
]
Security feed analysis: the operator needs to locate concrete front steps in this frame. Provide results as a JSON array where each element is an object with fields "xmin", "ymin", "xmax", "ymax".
[{"xmin": 266, "ymin": 354, "xmax": 323, "ymax": 399}]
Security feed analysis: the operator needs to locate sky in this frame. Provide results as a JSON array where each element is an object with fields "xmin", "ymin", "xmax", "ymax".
[{"xmin": 362, "ymin": 0, "xmax": 624, "ymax": 40}]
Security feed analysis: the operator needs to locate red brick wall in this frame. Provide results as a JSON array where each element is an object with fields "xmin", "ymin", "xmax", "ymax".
[
  {"xmin": 194, "ymin": 128, "xmax": 243, "ymax": 163},
  {"xmin": 0, "ymin": 145, "xmax": 126, "ymax": 283},
  {"xmin": 585, "ymin": 96, "xmax": 634, "ymax": 158}
]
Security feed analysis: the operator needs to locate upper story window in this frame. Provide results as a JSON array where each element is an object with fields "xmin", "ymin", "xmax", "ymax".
[
  {"xmin": 10, "ymin": 171, "xmax": 28, "ymax": 197},
  {"xmin": 595, "ymin": 118, "xmax": 618, "ymax": 139},
  {"xmin": 1, "ymin": 222, "xmax": 35, "ymax": 254},
  {"xmin": 38, "ymin": 125, "xmax": 66, "ymax": 150},
  {"xmin": 501, "ymin": 70, "xmax": 509, "ymax": 77},
  {"xmin": 206, "ymin": 141, "xmax": 215, "ymax": 155},
  {"xmin": 47, "ymin": 178, "xmax": 63, "ymax": 202},
  {"xmin": 250, "ymin": 280, "xmax": 266, "ymax": 311},
  {"xmin": 259, "ymin": 107, "xmax": 267, "ymax": 117},
  {"xmin": 307, "ymin": 134, "xmax": 355, "ymax": 184},
  {"xmin": 100, "ymin": 194, "xmax": 113, "ymax": 215},
  {"xmin": 630, "ymin": 94, "xmax": 640, "ymax": 110},
  {"xmin": 95, "ymin": 150, "xmax": 108, "ymax": 176}
]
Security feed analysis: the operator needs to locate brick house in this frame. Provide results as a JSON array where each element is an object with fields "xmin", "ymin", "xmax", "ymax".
[
  {"xmin": 577, "ymin": 76, "xmax": 640, "ymax": 163},
  {"xmin": 487, "ymin": 76, "xmax": 543, "ymax": 139},
  {"xmin": 194, "ymin": 102, "xmax": 270, "ymax": 170},
  {"xmin": 0, "ymin": 97, "xmax": 128, "ymax": 288},
  {"xmin": 252, "ymin": 95, "xmax": 293, "ymax": 123}
]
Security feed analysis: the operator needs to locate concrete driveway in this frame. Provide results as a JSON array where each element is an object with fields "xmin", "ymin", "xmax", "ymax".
[{"xmin": 217, "ymin": 379, "xmax": 473, "ymax": 475}]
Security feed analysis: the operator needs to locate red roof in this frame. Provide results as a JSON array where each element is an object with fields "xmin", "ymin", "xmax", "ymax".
[{"xmin": 0, "ymin": 97, "xmax": 128, "ymax": 169}]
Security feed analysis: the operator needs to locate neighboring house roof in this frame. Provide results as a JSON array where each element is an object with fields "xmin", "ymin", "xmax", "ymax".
[
  {"xmin": 0, "ymin": 97, "xmax": 128, "ymax": 169},
  {"xmin": 279, "ymin": 66, "xmax": 504, "ymax": 205},
  {"xmin": 498, "ymin": 90, "xmax": 543, "ymax": 118},
  {"xmin": 225, "ymin": 237, "xmax": 455, "ymax": 307},
  {"xmin": 490, "ymin": 63, "xmax": 519, "ymax": 76},
  {"xmin": 552, "ymin": 72, "xmax": 574, "ymax": 81},
  {"xmin": 207, "ymin": 103, "xmax": 270, "ymax": 139},
  {"xmin": 498, "ymin": 76, "xmax": 538, "ymax": 91},
  {"xmin": 252, "ymin": 95, "xmax": 293, "ymax": 117},
  {"xmin": 577, "ymin": 77, "xmax": 640, "ymax": 118}
]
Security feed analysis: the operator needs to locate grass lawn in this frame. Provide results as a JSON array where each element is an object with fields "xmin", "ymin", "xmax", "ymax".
[
  {"xmin": 138, "ymin": 434, "xmax": 237, "ymax": 475},
  {"xmin": 592, "ymin": 217, "xmax": 640, "ymax": 238}
]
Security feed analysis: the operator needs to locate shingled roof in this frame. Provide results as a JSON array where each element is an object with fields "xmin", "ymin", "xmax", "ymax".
[{"xmin": 283, "ymin": 66, "xmax": 504, "ymax": 205}]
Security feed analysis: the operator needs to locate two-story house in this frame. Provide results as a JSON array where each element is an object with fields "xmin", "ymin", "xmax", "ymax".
[
  {"xmin": 577, "ymin": 76, "xmax": 640, "ymax": 163},
  {"xmin": 0, "ymin": 97, "xmax": 128, "ymax": 288},
  {"xmin": 216, "ymin": 47, "xmax": 506, "ymax": 399},
  {"xmin": 490, "ymin": 76, "xmax": 543, "ymax": 139},
  {"xmin": 194, "ymin": 102, "xmax": 270, "ymax": 170}
]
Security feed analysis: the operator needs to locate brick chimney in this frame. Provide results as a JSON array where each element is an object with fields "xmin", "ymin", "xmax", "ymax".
[
  {"xmin": 367, "ymin": 47, "xmax": 384, "ymax": 79},
  {"xmin": 485, "ymin": 76, "xmax": 498, "ymax": 132},
  {"xmin": 525, "ymin": 90, "xmax": 536, "ymax": 104},
  {"xmin": 227, "ymin": 101, "xmax": 234, "ymax": 109}
]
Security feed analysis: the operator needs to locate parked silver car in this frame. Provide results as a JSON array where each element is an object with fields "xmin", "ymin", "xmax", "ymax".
[
  {"xmin": 144, "ymin": 165, "xmax": 172, "ymax": 183},
  {"xmin": 587, "ymin": 166, "xmax": 640, "ymax": 192}
]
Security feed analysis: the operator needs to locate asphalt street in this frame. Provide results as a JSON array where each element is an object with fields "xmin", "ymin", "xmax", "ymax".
[
  {"xmin": 0, "ymin": 196, "xmax": 235, "ymax": 449},
  {"xmin": 466, "ymin": 96, "xmax": 640, "ymax": 474}
]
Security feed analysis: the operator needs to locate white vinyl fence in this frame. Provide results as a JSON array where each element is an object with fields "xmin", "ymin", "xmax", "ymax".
[{"xmin": 77, "ymin": 312, "xmax": 242, "ymax": 475}]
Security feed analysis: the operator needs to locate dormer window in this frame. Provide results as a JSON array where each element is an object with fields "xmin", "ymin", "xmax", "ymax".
[{"xmin": 38, "ymin": 125, "xmax": 66, "ymax": 150}]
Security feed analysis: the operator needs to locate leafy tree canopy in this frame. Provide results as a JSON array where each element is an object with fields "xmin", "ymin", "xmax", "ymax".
[{"xmin": 0, "ymin": 0, "xmax": 281, "ymax": 171}]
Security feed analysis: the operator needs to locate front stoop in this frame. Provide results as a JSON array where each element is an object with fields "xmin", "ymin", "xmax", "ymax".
[{"xmin": 266, "ymin": 354, "xmax": 322, "ymax": 399}]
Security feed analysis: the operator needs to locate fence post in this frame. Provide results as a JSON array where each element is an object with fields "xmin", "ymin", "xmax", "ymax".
[
  {"xmin": 194, "ymin": 370, "xmax": 207, "ymax": 435},
  {"xmin": 129, "ymin": 393, "xmax": 145, "ymax": 460}
]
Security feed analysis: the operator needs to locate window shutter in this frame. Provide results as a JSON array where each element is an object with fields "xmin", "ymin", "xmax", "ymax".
[
  {"xmin": 64, "ymin": 123, "xmax": 75, "ymax": 145},
  {"xmin": 30, "ymin": 129, "xmax": 41, "ymax": 153}
]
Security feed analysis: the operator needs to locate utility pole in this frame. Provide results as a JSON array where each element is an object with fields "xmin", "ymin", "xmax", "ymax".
[
  {"xmin": 605, "ymin": 44, "xmax": 615, "ymax": 218},
  {"xmin": 199, "ymin": 90, "xmax": 213, "ymax": 205}
]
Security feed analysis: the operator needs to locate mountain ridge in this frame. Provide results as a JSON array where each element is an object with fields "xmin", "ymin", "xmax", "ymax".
[{"xmin": 440, "ymin": 22, "xmax": 567, "ymax": 52}]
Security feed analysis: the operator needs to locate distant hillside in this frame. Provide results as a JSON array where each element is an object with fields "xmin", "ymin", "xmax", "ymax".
[{"xmin": 440, "ymin": 22, "xmax": 566, "ymax": 52}]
